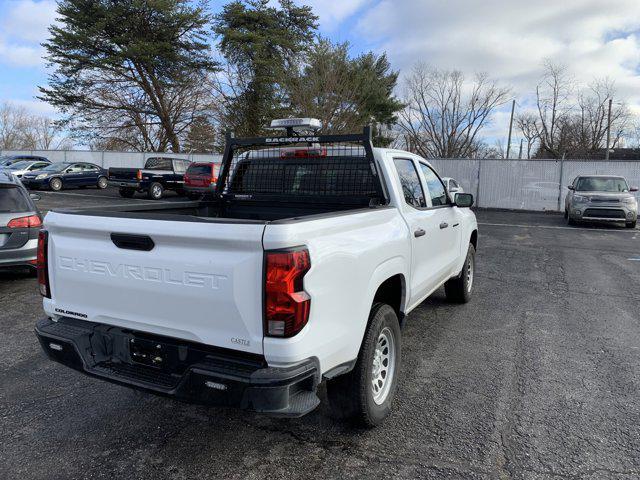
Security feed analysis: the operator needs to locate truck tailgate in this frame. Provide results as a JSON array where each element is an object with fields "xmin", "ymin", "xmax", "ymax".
[{"xmin": 43, "ymin": 212, "xmax": 266, "ymax": 355}]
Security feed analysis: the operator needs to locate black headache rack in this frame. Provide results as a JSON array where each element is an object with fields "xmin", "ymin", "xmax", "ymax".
[{"xmin": 214, "ymin": 126, "xmax": 388, "ymax": 209}]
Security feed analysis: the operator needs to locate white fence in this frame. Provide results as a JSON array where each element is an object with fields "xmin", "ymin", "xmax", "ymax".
[
  {"xmin": 429, "ymin": 158, "xmax": 640, "ymax": 212},
  {"xmin": 0, "ymin": 149, "xmax": 222, "ymax": 170},
  {"xmin": 3, "ymin": 149, "xmax": 639, "ymax": 212}
]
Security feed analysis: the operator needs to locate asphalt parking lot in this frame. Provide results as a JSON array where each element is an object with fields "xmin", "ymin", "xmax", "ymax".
[{"xmin": 1, "ymin": 189, "xmax": 640, "ymax": 480}]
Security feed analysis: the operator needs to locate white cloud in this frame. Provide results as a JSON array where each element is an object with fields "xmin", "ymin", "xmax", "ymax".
[
  {"xmin": 299, "ymin": 0, "xmax": 367, "ymax": 30},
  {"xmin": 355, "ymin": 0, "xmax": 640, "ymax": 144},
  {"xmin": 2, "ymin": 0, "xmax": 57, "ymax": 43},
  {"xmin": 0, "ymin": 0, "xmax": 57, "ymax": 67}
]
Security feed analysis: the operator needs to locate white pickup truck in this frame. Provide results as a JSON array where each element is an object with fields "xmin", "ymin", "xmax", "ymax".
[{"xmin": 35, "ymin": 120, "xmax": 477, "ymax": 426}]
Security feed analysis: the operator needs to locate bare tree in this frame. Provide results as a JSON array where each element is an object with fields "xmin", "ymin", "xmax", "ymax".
[
  {"xmin": 515, "ymin": 112, "xmax": 539, "ymax": 159},
  {"xmin": 533, "ymin": 61, "xmax": 573, "ymax": 158},
  {"xmin": 398, "ymin": 64, "xmax": 510, "ymax": 158},
  {"xmin": 0, "ymin": 102, "xmax": 68, "ymax": 150}
]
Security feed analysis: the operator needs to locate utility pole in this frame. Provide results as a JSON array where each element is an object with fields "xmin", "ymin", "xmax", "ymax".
[
  {"xmin": 505, "ymin": 99, "xmax": 516, "ymax": 159},
  {"xmin": 518, "ymin": 139, "xmax": 523, "ymax": 159},
  {"xmin": 605, "ymin": 97, "xmax": 613, "ymax": 161}
]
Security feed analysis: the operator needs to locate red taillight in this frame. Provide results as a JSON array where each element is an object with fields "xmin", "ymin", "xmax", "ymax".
[
  {"xmin": 7, "ymin": 215, "xmax": 42, "ymax": 228},
  {"xmin": 280, "ymin": 148, "xmax": 327, "ymax": 159},
  {"xmin": 136, "ymin": 169, "xmax": 142, "ymax": 181},
  {"xmin": 211, "ymin": 164, "xmax": 218, "ymax": 184},
  {"xmin": 37, "ymin": 230, "xmax": 51, "ymax": 298},
  {"xmin": 265, "ymin": 248, "xmax": 311, "ymax": 337}
]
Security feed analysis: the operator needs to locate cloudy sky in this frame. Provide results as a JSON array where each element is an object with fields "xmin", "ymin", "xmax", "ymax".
[{"xmin": 1, "ymin": 0, "xmax": 639, "ymax": 144}]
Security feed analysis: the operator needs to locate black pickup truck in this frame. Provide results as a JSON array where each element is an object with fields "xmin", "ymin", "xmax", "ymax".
[{"xmin": 108, "ymin": 157, "xmax": 191, "ymax": 199}]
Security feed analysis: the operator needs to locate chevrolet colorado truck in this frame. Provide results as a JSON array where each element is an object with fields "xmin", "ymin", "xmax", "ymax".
[
  {"xmin": 35, "ymin": 119, "xmax": 478, "ymax": 426},
  {"xmin": 109, "ymin": 157, "xmax": 191, "ymax": 200}
]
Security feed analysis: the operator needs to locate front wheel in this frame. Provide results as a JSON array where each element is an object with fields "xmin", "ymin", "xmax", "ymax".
[
  {"xmin": 49, "ymin": 177, "xmax": 63, "ymax": 191},
  {"xmin": 147, "ymin": 182, "xmax": 164, "ymax": 200},
  {"xmin": 326, "ymin": 303, "xmax": 401, "ymax": 427},
  {"xmin": 444, "ymin": 243, "xmax": 475, "ymax": 303},
  {"xmin": 626, "ymin": 220, "xmax": 637, "ymax": 229},
  {"xmin": 97, "ymin": 176, "xmax": 108, "ymax": 189}
]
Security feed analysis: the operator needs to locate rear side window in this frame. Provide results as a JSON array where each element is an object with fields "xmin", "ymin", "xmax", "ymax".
[
  {"xmin": 174, "ymin": 160, "xmax": 189, "ymax": 173},
  {"xmin": 187, "ymin": 164, "xmax": 213, "ymax": 175},
  {"xmin": 420, "ymin": 164, "xmax": 448, "ymax": 206},
  {"xmin": 0, "ymin": 186, "xmax": 31, "ymax": 213},
  {"xmin": 394, "ymin": 159, "xmax": 426, "ymax": 208},
  {"xmin": 145, "ymin": 158, "xmax": 174, "ymax": 170}
]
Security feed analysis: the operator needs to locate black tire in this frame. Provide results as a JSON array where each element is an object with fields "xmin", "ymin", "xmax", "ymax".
[
  {"xmin": 445, "ymin": 243, "xmax": 475, "ymax": 303},
  {"xmin": 147, "ymin": 182, "xmax": 164, "ymax": 200},
  {"xmin": 326, "ymin": 303, "xmax": 401, "ymax": 427},
  {"xmin": 626, "ymin": 221, "xmax": 637, "ymax": 229},
  {"xmin": 567, "ymin": 217, "xmax": 577, "ymax": 226},
  {"xmin": 97, "ymin": 176, "xmax": 108, "ymax": 189},
  {"xmin": 118, "ymin": 188, "xmax": 135, "ymax": 198},
  {"xmin": 49, "ymin": 177, "xmax": 63, "ymax": 191},
  {"xmin": 563, "ymin": 209, "xmax": 568, "ymax": 219}
]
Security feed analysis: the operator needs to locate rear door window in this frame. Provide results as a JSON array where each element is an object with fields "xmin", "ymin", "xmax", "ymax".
[
  {"xmin": 393, "ymin": 158, "xmax": 426, "ymax": 208},
  {"xmin": 0, "ymin": 186, "xmax": 31, "ymax": 213}
]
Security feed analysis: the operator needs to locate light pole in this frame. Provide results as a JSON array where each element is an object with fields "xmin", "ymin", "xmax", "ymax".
[{"xmin": 506, "ymin": 99, "xmax": 516, "ymax": 159}]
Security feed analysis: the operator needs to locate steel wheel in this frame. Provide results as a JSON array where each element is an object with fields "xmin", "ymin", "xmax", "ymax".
[
  {"xmin": 97, "ymin": 176, "xmax": 108, "ymax": 189},
  {"xmin": 371, "ymin": 327, "xmax": 396, "ymax": 405},
  {"xmin": 466, "ymin": 253, "xmax": 474, "ymax": 293}
]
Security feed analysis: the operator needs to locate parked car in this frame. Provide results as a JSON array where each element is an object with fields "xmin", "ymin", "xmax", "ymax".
[
  {"xmin": 109, "ymin": 157, "xmax": 191, "ymax": 200},
  {"xmin": 3, "ymin": 159, "xmax": 52, "ymax": 179},
  {"xmin": 0, "ymin": 171, "xmax": 42, "ymax": 271},
  {"xmin": 21, "ymin": 162, "xmax": 108, "ymax": 191},
  {"xmin": 565, "ymin": 175, "xmax": 638, "ymax": 228},
  {"xmin": 34, "ymin": 118, "xmax": 478, "ymax": 427},
  {"xmin": 442, "ymin": 177, "xmax": 464, "ymax": 196},
  {"xmin": 0, "ymin": 155, "xmax": 50, "ymax": 169},
  {"xmin": 184, "ymin": 161, "xmax": 220, "ymax": 199}
]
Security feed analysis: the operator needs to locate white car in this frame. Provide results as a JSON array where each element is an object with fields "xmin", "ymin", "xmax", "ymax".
[
  {"xmin": 3, "ymin": 159, "xmax": 51, "ymax": 179},
  {"xmin": 34, "ymin": 119, "xmax": 478, "ymax": 426}
]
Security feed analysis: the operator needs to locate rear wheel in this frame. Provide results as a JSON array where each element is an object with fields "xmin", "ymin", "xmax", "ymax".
[
  {"xmin": 626, "ymin": 220, "xmax": 637, "ymax": 229},
  {"xmin": 564, "ymin": 209, "xmax": 568, "ymax": 219},
  {"xmin": 49, "ymin": 177, "xmax": 62, "ymax": 191},
  {"xmin": 444, "ymin": 243, "xmax": 475, "ymax": 303},
  {"xmin": 567, "ymin": 216, "xmax": 577, "ymax": 226},
  {"xmin": 326, "ymin": 303, "xmax": 401, "ymax": 427},
  {"xmin": 118, "ymin": 188, "xmax": 135, "ymax": 198},
  {"xmin": 97, "ymin": 176, "xmax": 108, "ymax": 189},
  {"xmin": 147, "ymin": 182, "xmax": 164, "ymax": 200}
]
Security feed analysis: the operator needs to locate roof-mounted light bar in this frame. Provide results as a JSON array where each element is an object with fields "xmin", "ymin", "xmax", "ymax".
[{"xmin": 268, "ymin": 118, "xmax": 322, "ymax": 132}]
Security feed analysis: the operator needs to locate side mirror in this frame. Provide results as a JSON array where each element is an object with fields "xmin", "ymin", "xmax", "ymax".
[
  {"xmin": 630, "ymin": 186, "xmax": 638, "ymax": 192},
  {"xmin": 29, "ymin": 193, "xmax": 41, "ymax": 202},
  {"xmin": 567, "ymin": 185, "xmax": 575, "ymax": 190},
  {"xmin": 455, "ymin": 193, "xmax": 474, "ymax": 208}
]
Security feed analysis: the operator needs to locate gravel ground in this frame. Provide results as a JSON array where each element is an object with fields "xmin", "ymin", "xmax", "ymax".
[{"xmin": 1, "ymin": 190, "xmax": 639, "ymax": 479}]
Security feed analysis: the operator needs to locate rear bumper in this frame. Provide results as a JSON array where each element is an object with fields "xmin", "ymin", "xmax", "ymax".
[
  {"xmin": 184, "ymin": 185, "xmax": 216, "ymax": 195},
  {"xmin": 35, "ymin": 317, "xmax": 320, "ymax": 416},
  {"xmin": 0, "ymin": 239, "xmax": 37, "ymax": 268},
  {"xmin": 109, "ymin": 180, "xmax": 142, "ymax": 189}
]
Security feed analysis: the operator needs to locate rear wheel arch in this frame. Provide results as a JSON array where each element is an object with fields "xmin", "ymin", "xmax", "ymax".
[{"xmin": 371, "ymin": 273, "xmax": 406, "ymax": 327}]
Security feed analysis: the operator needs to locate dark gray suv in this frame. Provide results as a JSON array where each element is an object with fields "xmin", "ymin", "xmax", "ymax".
[{"xmin": 0, "ymin": 171, "xmax": 42, "ymax": 270}]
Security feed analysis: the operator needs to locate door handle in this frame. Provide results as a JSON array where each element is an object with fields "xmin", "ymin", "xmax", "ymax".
[
  {"xmin": 439, "ymin": 222, "xmax": 449, "ymax": 229},
  {"xmin": 414, "ymin": 228, "xmax": 426, "ymax": 238}
]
